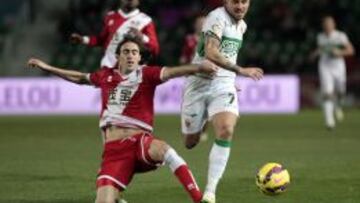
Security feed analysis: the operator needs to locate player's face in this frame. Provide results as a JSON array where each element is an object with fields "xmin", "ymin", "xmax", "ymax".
[
  {"xmin": 322, "ymin": 17, "xmax": 336, "ymax": 33},
  {"xmin": 118, "ymin": 42, "xmax": 141, "ymax": 73},
  {"xmin": 224, "ymin": 0, "xmax": 250, "ymax": 21},
  {"xmin": 121, "ymin": 0, "xmax": 140, "ymax": 10}
]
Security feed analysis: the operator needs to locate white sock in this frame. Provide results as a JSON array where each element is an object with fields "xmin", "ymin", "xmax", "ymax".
[
  {"xmin": 323, "ymin": 100, "xmax": 335, "ymax": 127},
  {"xmin": 205, "ymin": 141, "xmax": 231, "ymax": 194},
  {"xmin": 164, "ymin": 148, "xmax": 186, "ymax": 172}
]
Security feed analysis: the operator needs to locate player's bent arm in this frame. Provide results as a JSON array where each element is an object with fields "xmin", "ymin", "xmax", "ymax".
[
  {"xmin": 161, "ymin": 61, "xmax": 218, "ymax": 81},
  {"xmin": 332, "ymin": 42, "xmax": 355, "ymax": 58},
  {"xmin": 161, "ymin": 65, "xmax": 198, "ymax": 81},
  {"xmin": 204, "ymin": 33, "xmax": 264, "ymax": 80},
  {"xmin": 308, "ymin": 48, "xmax": 321, "ymax": 63},
  {"xmin": 204, "ymin": 32, "xmax": 241, "ymax": 74},
  {"xmin": 27, "ymin": 58, "xmax": 90, "ymax": 85},
  {"xmin": 342, "ymin": 42, "xmax": 355, "ymax": 56},
  {"xmin": 310, "ymin": 48, "xmax": 320, "ymax": 61}
]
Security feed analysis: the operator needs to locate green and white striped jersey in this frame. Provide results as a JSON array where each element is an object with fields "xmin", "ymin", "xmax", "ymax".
[
  {"xmin": 192, "ymin": 7, "xmax": 247, "ymax": 79},
  {"xmin": 317, "ymin": 30, "xmax": 349, "ymax": 67}
]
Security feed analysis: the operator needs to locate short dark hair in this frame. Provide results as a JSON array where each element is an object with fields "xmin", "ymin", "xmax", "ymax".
[
  {"xmin": 115, "ymin": 35, "xmax": 145, "ymax": 55},
  {"xmin": 115, "ymin": 35, "xmax": 150, "ymax": 64},
  {"xmin": 321, "ymin": 14, "xmax": 337, "ymax": 23},
  {"xmin": 194, "ymin": 12, "xmax": 207, "ymax": 20}
]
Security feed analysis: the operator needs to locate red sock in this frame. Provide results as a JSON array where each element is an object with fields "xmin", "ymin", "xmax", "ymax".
[{"xmin": 174, "ymin": 165, "xmax": 203, "ymax": 203}]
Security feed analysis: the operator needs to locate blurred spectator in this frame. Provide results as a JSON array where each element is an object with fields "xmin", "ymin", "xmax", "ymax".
[
  {"xmin": 51, "ymin": 0, "xmax": 359, "ymax": 74},
  {"xmin": 203, "ymin": 0, "xmax": 222, "ymax": 10},
  {"xmin": 69, "ymin": 0, "xmax": 160, "ymax": 68},
  {"xmin": 179, "ymin": 14, "xmax": 205, "ymax": 64}
]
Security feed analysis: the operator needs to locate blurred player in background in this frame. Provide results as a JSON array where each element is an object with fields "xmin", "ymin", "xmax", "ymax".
[
  {"xmin": 70, "ymin": 0, "xmax": 160, "ymax": 68},
  {"xmin": 27, "ymin": 37, "xmax": 218, "ymax": 203},
  {"xmin": 180, "ymin": 14, "xmax": 206, "ymax": 64},
  {"xmin": 179, "ymin": 14, "xmax": 209, "ymax": 142},
  {"xmin": 311, "ymin": 16, "xmax": 355, "ymax": 130},
  {"xmin": 181, "ymin": 0, "xmax": 263, "ymax": 202}
]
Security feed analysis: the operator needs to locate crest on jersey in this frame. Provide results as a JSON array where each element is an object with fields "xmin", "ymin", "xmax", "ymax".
[
  {"xmin": 109, "ymin": 20, "xmax": 114, "ymax": 26},
  {"xmin": 107, "ymin": 76, "xmax": 113, "ymax": 82},
  {"xmin": 211, "ymin": 24, "xmax": 222, "ymax": 37}
]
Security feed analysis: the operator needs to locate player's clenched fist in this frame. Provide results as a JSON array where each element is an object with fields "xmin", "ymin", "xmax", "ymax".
[
  {"xmin": 127, "ymin": 28, "xmax": 144, "ymax": 41},
  {"xmin": 238, "ymin": 67, "xmax": 264, "ymax": 81},
  {"xmin": 70, "ymin": 33, "xmax": 84, "ymax": 44},
  {"xmin": 198, "ymin": 60, "xmax": 218, "ymax": 76}
]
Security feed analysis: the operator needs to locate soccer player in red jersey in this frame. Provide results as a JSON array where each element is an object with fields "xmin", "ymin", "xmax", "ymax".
[
  {"xmin": 70, "ymin": 0, "xmax": 160, "ymax": 68},
  {"xmin": 27, "ymin": 37, "xmax": 217, "ymax": 203}
]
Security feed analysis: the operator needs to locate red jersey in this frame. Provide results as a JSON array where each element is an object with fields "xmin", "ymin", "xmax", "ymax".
[
  {"xmin": 88, "ymin": 66, "xmax": 164, "ymax": 132},
  {"xmin": 180, "ymin": 34, "xmax": 199, "ymax": 64},
  {"xmin": 84, "ymin": 9, "xmax": 160, "ymax": 67}
]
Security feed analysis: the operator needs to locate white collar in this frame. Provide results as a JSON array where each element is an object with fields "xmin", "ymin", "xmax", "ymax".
[
  {"xmin": 324, "ymin": 30, "xmax": 337, "ymax": 38},
  {"xmin": 119, "ymin": 65, "xmax": 143, "ymax": 79},
  {"xmin": 118, "ymin": 8, "xmax": 140, "ymax": 18}
]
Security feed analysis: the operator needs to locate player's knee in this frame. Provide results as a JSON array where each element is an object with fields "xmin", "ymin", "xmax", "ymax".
[
  {"xmin": 216, "ymin": 124, "xmax": 234, "ymax": 140},
  {"xmin": 149, "ymin": 140, "xmax": 169, "ymax": 162},
  {"xmin": 184, "ymin": 133, "xmax": 201, "ymax": 149}
]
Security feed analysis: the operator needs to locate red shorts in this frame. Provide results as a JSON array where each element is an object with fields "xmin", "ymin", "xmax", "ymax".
[{"xmin": 96, "ymin": 133, "xmax": 161, "ymax": 191}]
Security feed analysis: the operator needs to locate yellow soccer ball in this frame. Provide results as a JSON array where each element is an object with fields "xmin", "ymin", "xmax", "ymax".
[{"xmin": 256, "ymin": 162, "xmax": 290, "ymax": 195}]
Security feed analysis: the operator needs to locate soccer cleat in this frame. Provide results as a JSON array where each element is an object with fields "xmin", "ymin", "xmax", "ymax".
[
  {"xmin": 118, "ymin": 199, "xmax": 128, "ymax": 203},
  {"xmin": 200, "ymin": 192, "xmax": 216, "ymax": 203},
  {"xmin": 326, "ymin": 125, "xmax": 335, "ymax": 131},
  {"xmin": 200, "ymin": 132, "xmax": 209, "ymax": 142},
  {"xmin": 335, "ymin": 107, "xmax": 344, "ymax": 122}
]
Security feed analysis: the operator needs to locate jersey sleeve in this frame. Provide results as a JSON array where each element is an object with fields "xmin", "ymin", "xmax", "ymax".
[
  {"xmin": 86, "ymin": 13, "xmax": 111, "ymax": 46},
  {"xmin": 141, "ymin": 22, "xmax": 160, "ymax": 56},
  {"xmin": 242, "ymin": 21, "xmax": 248, "ymax": 34},
  {"xmin": 143, "ymin": 66, "xmax": 164, "ymax": 86},
  {"xmin": 340, "ymin": 32, "xmax": 350, "ymax": 45},
  {"xmin": 202, "ymin": 12, "xmax": 225, "ymax": 40},
  {"xmin": 89, "ymin": 68, "xmax": 109, "ymax": 87}
]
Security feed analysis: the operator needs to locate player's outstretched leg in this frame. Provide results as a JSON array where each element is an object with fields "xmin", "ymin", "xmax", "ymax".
[
  {"xmin": 334, "ymin": 92, "xmax": 346, "ymax": 122},
  {"xmin": 203, "ymin": 112, "xmax": 237, "ymax": 203},
  {"xmin": 322, "ymin": 94, "xmax": 336, "ymax": 130},
  {"xmin": 149, "ymin": 139, "xmax": 203, "ymax": 203}
]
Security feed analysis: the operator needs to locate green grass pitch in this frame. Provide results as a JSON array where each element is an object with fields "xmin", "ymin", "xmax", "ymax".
[{"xmin": 0, "ymin": 110, "xmax": 359, "ymax": 203}]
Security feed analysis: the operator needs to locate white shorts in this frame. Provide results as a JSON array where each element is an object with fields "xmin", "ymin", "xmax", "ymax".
[
  {"xmin": 319, "ymin": 64, "xmax": 346, "ymax": 95},
  {"xmin": 181, "ymin": 76, "xmax": 239, "ymax": 134}
]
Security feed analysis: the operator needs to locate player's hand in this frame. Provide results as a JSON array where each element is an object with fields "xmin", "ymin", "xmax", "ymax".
[
  {"xmin": 27, "ymin": 58, "xmax": 48, "ymax": 69},
  {"xmin": 70, "ymin": 33, "xmax": 84, "ymax": 44},
  {"xmin": 198, "ymin": 60, "xmax": 218, "ymax": 76},
  {"xmin": 238, "ymin": 67, "xmax": 264, "ymax": 81},
  {"xmin": 127, "ymin": 27, "xmax": 144, "ymax": 41},
  {"xmin": 308, "ymin": 50, "xmax": 319, "ymax": 62},
  {"xmin": 331, "ymin": 48, "xmax": 342, "ymax": 57}
]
